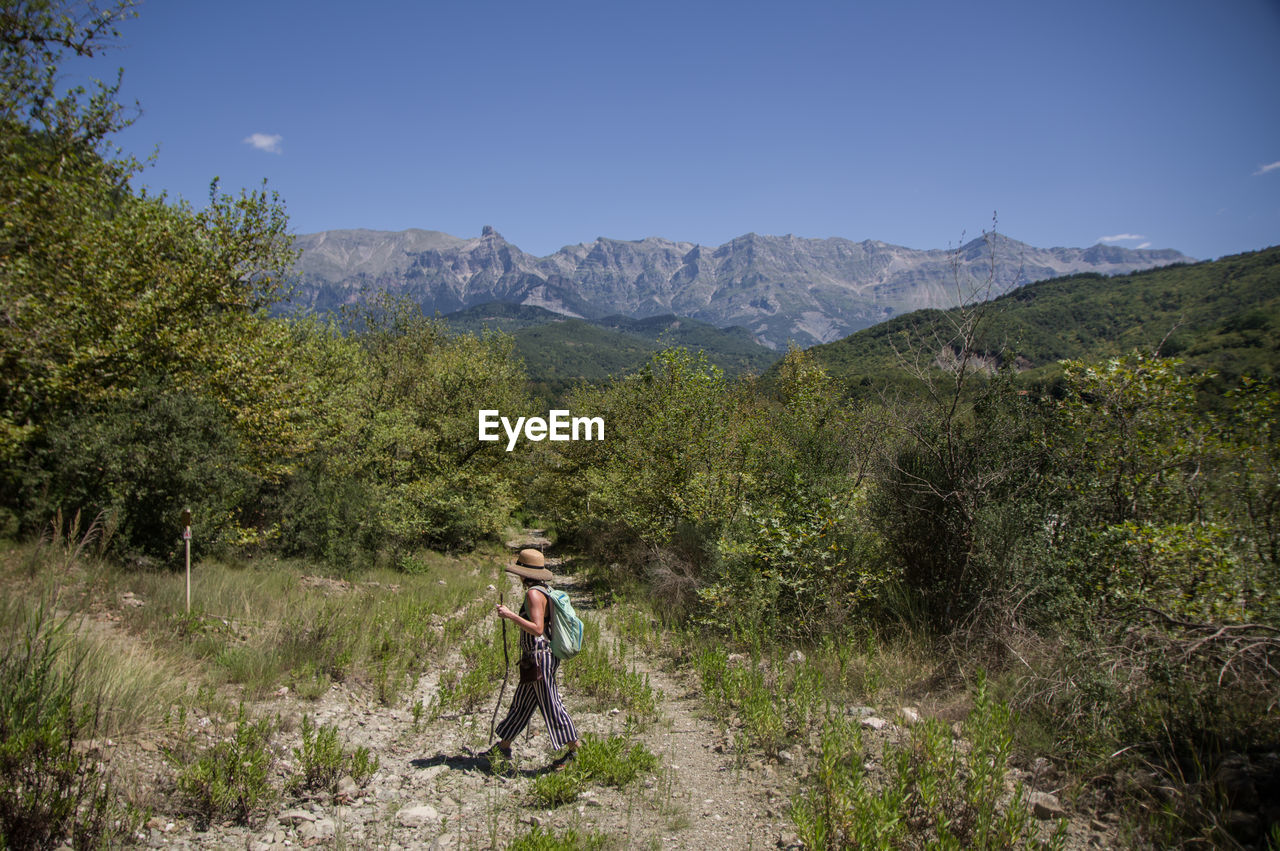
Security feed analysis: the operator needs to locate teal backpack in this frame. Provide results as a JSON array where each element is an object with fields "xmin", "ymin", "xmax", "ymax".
[{"xmin": 542, "ymin": 585, "xmax": 584, "ymax": 661}]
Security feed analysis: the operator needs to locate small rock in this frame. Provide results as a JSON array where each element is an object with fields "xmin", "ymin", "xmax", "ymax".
[
  {"xmin": 846, "ymin": 705, "xmax": 875, "ymax": 718},
  {"xmin": 776, "ymin": 750, "xmax": 795, "ymax": 765},
  {"xmin": 748, "ymin": 760, "xmax": 765, "ymax": 772},
  {"xmin": 274, "ymin": 686, "xmax": 289, "ymax": 697},
  {"xmin": 787, "ymin": 650, "xmax": 806, "ymax": 664},
  {"xmin": 337, "ymin": 775, "xmax": 359, "ymax": 798},
  {"xmin": 1029, "ymin": 791, "xmax": 1066, "ymax": 820},
  {"xmin": 899, "ymin": 706, "xmax": 922, "ymax": 726},
  {"xmin": 278, "ymin": 809, "xmax": 316, "ymax": 825},
  {"xmin": 860, "ymin": 716, "xmax": 889, "ymax": 731},
  {"xmin": 397, "ymin": 804, "xmax": 440, "ymax": 827},
  {"xmin": 778, "ymin": 829, "xmax": 802, "ymax": 848}
]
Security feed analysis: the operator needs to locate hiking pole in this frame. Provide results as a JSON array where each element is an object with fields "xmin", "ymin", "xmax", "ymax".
[{"xmin": 490, "ymin": 589, "xmax": 509, "ymax": 743}]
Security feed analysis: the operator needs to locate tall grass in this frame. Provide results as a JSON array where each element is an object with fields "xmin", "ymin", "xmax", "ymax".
[
  {"xmin": 108, "ymin": 548, "xmax": 500, "ymax": 702},
  {"xmin": 0, "ymin": 596, "xmax": 142, "ymax": 848}
]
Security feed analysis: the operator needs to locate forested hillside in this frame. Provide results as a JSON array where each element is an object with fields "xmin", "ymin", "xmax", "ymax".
[
  {"xmin": 441, "ymin": 303, "xmax": 780, "ymax": 400},
  {"xmin": 2, "ymin": 4, "xmax": 1277, "ymax": 849},
  {"xmin": 797, "ymin": 246, "xmax": 1280, "ymax": 395}
]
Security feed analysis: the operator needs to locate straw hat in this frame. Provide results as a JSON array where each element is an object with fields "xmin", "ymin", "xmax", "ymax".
[{"xmin": 505, "ymin": 548, "xmax": 553, "ymax": 582}]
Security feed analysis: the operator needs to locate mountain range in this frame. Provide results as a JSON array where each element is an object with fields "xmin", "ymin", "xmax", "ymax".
[{"xmin": 288, "ymin": 226, "xmax": 1193, "ymax": 350}]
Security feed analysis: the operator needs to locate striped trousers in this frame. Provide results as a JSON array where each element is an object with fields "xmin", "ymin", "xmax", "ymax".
[{"xmin": 494, "ymin": 636, "xmax": 578, "ymax": 750}]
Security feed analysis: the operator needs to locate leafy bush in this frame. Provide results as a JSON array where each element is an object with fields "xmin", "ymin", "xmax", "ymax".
[
  {"xmin": 16, "ymin": 375, "xmax": 258, "ymax": 562},
  {"xmin": 288, "ymin": 715, "xmax": 379, "ymax": 796},
  {"xmin": 172, "ymin": 705, "xmax": 276, "ymax": 827},
  {"xmin": 0, "ymin": 600, "xmax": 131, "ymax": 849},
  {"xmin": 792, "ymin": 674, "xmax": 1064, "ymax": 850},
  {"xmin": 507, "ymin": 823, "xmax": 609, "ymax": 850},
  {"xmin": 530, "ymin": 734, "xmax": 658, "ymax": 808}
]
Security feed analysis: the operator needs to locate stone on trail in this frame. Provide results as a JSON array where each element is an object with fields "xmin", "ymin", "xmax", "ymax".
[
  {"xmin": 860, "ymin": 716, "xmax": 889, "ymax": 731},
  {"xmin": 398, "ymin": 804, "xmax": 440, "ymax": 827},
  {"xmin": 1029, "ymin": 791, "xmax": 1067, "ymax": 820},
  {"xmin": 278, "ymin": 809, "xmax": 315, "ymax": 824}
]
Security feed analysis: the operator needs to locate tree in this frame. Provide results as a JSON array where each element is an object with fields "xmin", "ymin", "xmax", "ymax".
[{"xmin": 1, "ymin": 0, "xmax": 308, "ymax": 549}]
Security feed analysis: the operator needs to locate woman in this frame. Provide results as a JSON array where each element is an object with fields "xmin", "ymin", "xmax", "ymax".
[{"xmin": 487, "ymin": 548, "xmax": 581, "ymax": 769}]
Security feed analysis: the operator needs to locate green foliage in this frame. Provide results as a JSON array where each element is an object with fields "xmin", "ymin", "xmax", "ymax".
[
  {"xmin": 552, "ymin": 348, "xmax": 760, "ymax": 549},
  {"xmin": 441, "ymin": 302, "xmax": 780, "ymax": 402},
  {"xmin": 801, "ymin": 246, "xmax": 1280, "ymax": 394},
  {"xmin": 0, "ymin": 597, "xmax": 131, "ymax": 849},
  {"xmin": 529, "ymin": 769, "xmax": 585, "ymax": 808},
  {"xmin": 289, "ymin": 714, "xmax": 379, "ymax": 795},
  {"xmin": 506, "ymin": 823, "xmax": 609, "ymax": 850},
  {"xmin": 431, "ymin": 616, "xmax": 515, "ymax": 720},
  {"xmin": 171, "ymin": 704, "xmax": 276, "ymax": 827},
  {"xmin": 1, "ymin": 0, "xmax": 308, "ymax": 552},
  {"xmin": 530, "ymin": 734, "xmax": 658, "ymax": 808},
  {"xmin": 16, "ymin": 375, "xmax": 257, "ymax": 560},
  {"xmin": 572, "ymin": 733, "xmax": 659, "ymax": 787},
  {"xmin": 272, "ymin": 301, "xmax": 533, "ymax": 559},
  {"xmin": 792, "ymin": 675, "xmax": 1063, "ymax": 850},
  {"xmin": 562, "ymin": 616, "xmax": 660, "ymax": 722}
]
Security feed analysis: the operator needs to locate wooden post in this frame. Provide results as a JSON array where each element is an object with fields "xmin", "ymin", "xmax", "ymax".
[{"xmin": 181, "ymin": 508, "xmax": 192, "ymax": 614}]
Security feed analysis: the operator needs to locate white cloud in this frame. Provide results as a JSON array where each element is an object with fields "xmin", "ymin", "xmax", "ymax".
[
  {"xmin": 1098, "ymin": 233, "xmax": 1145, "ymax": 243},
  {"xmin": 1254, "ymin": 160, "xmax": 1280, "ymax": 176},
  {"xmin": 1137, "ymin": 242, "xmax": 1151, "ymax": 249},
  {"xmin": 243, "ymin": 133, "xmax": 283, "ymax": 154}
]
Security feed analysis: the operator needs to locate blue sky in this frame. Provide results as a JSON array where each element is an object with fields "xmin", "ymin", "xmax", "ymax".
[{"xmin": 92, "ymin": 0, "xmax": 1280, "ymax": 260}]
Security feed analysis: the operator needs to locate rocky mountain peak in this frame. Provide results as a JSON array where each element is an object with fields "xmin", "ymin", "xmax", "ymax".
[{"xmin": 289, "ymin": 228, "xmax": 1196, "ymax": 349}]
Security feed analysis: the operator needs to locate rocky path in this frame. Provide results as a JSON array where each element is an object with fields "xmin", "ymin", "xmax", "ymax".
[
  {"xmin": 124, "ymin": 547, "xmax": 805, "ymax": 849},
  {"xmin": 119, "ymin": 541, "xmax": 1107, "ymax": 850}
]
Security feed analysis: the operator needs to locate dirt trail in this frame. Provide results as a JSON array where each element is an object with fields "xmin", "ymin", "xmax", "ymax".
[
  {"xmin": 107, "ymin": 543, "xmax": 1105, "ymax": 850},
  {"xmin": 114, "ymin": 552, "xmax": 803, "ymax": 849}
]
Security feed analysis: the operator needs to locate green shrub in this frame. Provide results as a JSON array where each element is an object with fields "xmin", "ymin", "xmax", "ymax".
[
  {"xmin": 0, "ymin": 600, "xmax": 132, "ymax": 849},
  {"xmin": 17, "ymin": 375, "xmax": 258, "ymax": 562},
  {"xmin": 793, "ymin": 674, "xmax": 1064, "ymax": 850},
  {"xmin": 507, "ymin": 823, "xmax": 609, "ymax": 850},
  {"xmin": 530, "ymin": 734, "xmax": 658, "ymax": 809},
  {"xmin": 172, "ymin": 705, "xmax": 276, "ymax": 827},
  {"xmin": 530, "ymin": 770, "xmax": 585, "ymax": 808},
  {"xmin": 289, "ymin": 714, "xmax": 379, "ymax": 795},
  {"xmin": 573, "ymin": 733, "xmax": 659, "ymax": 787}
]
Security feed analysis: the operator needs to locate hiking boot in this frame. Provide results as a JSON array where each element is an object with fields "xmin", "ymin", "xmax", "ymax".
[{"xmin": 550, "ymin": 748, "xmax": 577, "ymax": 771}]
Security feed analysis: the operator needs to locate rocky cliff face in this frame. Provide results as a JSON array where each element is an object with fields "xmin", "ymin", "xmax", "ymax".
[{"xmin": 290, "ymin": 227, "xmax": 1193, "ymax": 349}]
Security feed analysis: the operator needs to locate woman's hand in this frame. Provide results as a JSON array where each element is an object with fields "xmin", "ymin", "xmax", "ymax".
[{"xmin": 496, "ymin": 603, "xmax": 514, "ymax": 620}]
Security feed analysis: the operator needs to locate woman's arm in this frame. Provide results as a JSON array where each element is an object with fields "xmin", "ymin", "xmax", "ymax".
[{"xmin": 496, "ymin": 588, "xmax": 547, "ymax": 637}]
